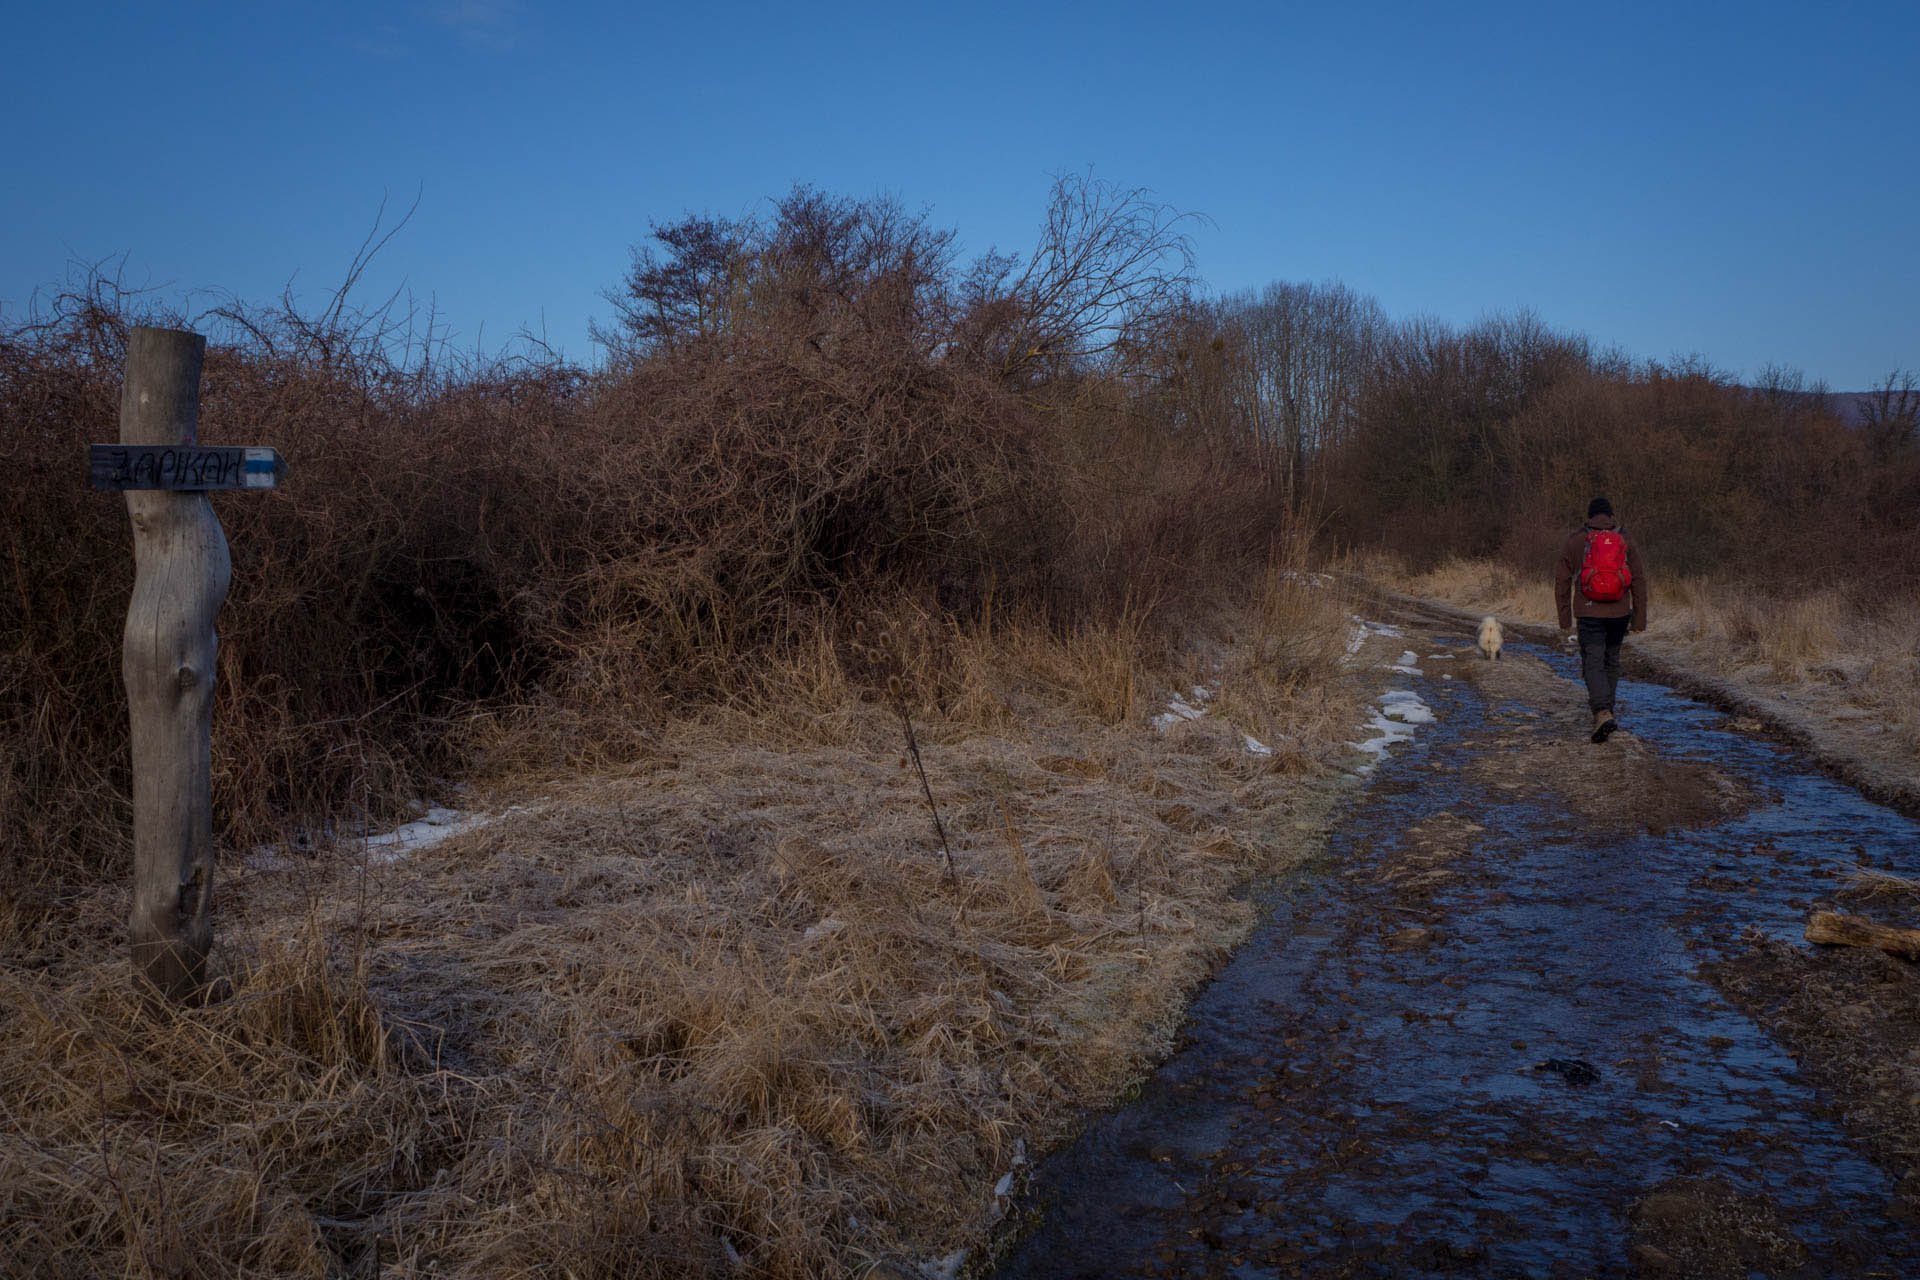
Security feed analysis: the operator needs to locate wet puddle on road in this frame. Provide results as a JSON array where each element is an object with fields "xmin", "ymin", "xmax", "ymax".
[{"xmin": 991, "ymin": 621, "xmax": 1920, "ymax": 1278}]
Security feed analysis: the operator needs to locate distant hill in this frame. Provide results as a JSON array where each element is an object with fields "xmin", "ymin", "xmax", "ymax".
[
  {"xmin": 1736, "ymin": 389, "xmax": 1879, "ymax": 425},
  {"xmin": 1818, "ymin": 392, "xmax": 1875, "ymax": 426}
]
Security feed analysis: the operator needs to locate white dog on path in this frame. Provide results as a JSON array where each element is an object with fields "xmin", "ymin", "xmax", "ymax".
[{"xmin": 1478, "ymin": 615, "xmax": 1503, "ymax": 661}]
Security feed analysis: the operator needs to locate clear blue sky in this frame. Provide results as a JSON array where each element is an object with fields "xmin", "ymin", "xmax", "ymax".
[{"xmin": 5, "ymin": 1, "xmax": 1915, "ymax": 387}]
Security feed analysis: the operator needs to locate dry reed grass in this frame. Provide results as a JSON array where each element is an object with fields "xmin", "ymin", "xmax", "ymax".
[
  {"xmin": 1381, "ymin": 556, "xmax": 1557, "ymax": 628},
  {"xmin": 1845, "ymin": 867, "xmax": 1920, "ymax": 904},
  {"xmin": 0, "ymin": 574, "xmax": 1357, "ymax": 1279}
]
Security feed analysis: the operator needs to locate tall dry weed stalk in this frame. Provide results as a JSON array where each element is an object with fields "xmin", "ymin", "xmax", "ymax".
[{"xmin": 850, "ymin": 617, "xmax": 955, "ymax": 878}]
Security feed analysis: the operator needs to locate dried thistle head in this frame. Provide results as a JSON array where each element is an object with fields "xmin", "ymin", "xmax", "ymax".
[{"xmin": 886, "ymin": 674, "xmax": 903, "ymax": 700}]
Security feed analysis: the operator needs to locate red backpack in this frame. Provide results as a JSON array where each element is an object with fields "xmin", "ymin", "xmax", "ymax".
[{"xmin": 1580, "ymin": 529, "xmax": 1631, "ymax": 603}]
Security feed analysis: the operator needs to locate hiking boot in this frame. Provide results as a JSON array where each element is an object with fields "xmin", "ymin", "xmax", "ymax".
[{"xmin": 1591, "ymin": 709, "xmax": 1617, "ymax": 744}]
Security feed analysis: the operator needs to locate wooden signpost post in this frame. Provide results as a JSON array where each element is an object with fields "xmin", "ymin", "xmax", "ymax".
[{"xmin": 96, "ymin": 326, "xmax": 285, "ymax": 1002}]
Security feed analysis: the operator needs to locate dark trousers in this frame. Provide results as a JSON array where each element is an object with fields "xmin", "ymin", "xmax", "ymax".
[{"xmin": 1577, "ymin": 616, "xmax": 1630, "ymax": 712}]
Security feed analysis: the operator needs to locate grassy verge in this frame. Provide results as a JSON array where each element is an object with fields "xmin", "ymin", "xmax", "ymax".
[{"xmin": 0, "ymin": 574, "xmax": 1362, "ymax": 1278}]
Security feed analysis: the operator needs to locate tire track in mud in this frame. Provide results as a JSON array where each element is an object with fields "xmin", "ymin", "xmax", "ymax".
[{"xmin": 990, "ymin": 610, "xmax": 1920, "ymax": 1279}]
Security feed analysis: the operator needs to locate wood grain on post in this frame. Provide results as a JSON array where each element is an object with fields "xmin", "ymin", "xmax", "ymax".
[
  {"xmin": 1804, "ymin": 910, "xmax": 1920, "ymax": 961},
  {"xmin": 121, "ymin": 326, "xmax": 230, "ymax": 1001}
]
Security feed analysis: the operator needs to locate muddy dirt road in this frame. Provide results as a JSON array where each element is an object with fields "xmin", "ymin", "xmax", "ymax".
[{"xmin": 991, "ymin": 608, "xmax": 1920, "ymax": 1278}]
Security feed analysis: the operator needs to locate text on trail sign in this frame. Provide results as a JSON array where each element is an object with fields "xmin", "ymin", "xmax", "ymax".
[{"xmin": 89, "ymin": 444, "xmax": 286, "ymax": 492}]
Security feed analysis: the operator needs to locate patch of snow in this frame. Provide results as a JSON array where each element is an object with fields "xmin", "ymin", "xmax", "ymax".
[
  {"xmin": 1386, "ymin": 649, "xmax": 1425, "ymax": 675},
  {"xmin": 1350, "ymin": 710, "xmax": 1416, "ymax": 774},
  {"xmin": 1343, "ymin": 618, "xmax": 1404, "ymax": 664},
  {"xmin": 1151, "ymin": 695, "xmax": 1208, "ymax": 729},
  {"xmin": 244, "ymin": 826, "xmax": 335, "ymax": 870},
  {"xmin": 1349, "ymin": 686, "xmax": 1441, "ymax": 775},
  {"xmin": 1379, "ymin": 690, "xmax": 1436, "ymax": 725},
  {"xmin": 1353, "ymin": 713, "xmax": 1416, "ymax": 752},
  {"xmin": 1149, "ymin": 686, "xmax": 1275, "ymax": 759},
  {"xmin": 245, "ymin": 801, "xmax": 545, "ymax": 871},
  {"xmin": 362, "ymin": 807, "xmax": 490, "ymax": 865}
]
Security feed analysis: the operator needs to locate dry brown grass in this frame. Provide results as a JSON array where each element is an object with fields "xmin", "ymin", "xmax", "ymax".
[
  {"xmin": 1846, "ymin": 867, "xmax": 1920, "ymax": 904},
  {"xmin": 0, "ymin": 572, "xmax": 1358, "ymax": 1279},
  {"xmin": 1378, "ymin": 556, "xmax": 1558, "ymax": 628}
]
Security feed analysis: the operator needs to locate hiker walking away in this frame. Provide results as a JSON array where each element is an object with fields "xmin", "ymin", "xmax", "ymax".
[{"xmin": 1555, "ymin": 497, "xmax": 1647, "ymax": 743}]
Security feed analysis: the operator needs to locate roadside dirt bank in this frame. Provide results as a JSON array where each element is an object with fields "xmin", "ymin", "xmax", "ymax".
[
  {"xmin": 991, "ymin": 602, "xmax": 1920, "ymax": 1278},
  {"xmin": 0, "ymin": 601, "xmax": 1396, "ymax": 1279}
]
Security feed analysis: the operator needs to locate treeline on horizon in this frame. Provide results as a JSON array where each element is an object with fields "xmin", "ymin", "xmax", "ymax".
[
  {"xmin": 1180, "ymin": 280, "xmax": 1920, "ymax": 579},
  {"xmin": 4, "ymin": 175, "xmax": 1917, "ymax": 884}
]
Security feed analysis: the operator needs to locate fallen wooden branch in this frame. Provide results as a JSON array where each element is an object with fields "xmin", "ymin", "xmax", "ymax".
[{"xmin": 1804, "ymin": 910, "xmax": 1920, "ymax": 960}]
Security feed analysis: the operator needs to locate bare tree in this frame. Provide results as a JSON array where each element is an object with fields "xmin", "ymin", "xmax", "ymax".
[
  {"xmin": 1752, "ymin": 361, "xmax": 1829, "ymax": 421},
  {"xmin": 971, "ymin": 172, "xmax": 1204, "ymax": 387},
  {"xmin": 594, "ymin": 189, "xmax": 962, "ymax": 369},
  {"xmin": 593, "ymin": 214, "xmax": 746, "ymax": 361},
  {"xmin": 1858, "ymin": 369, "xmax": 1919, "ymax": 459},
  {"xmin": 1223, "ymin": 281, "xmax": 1387, "ymax": 507}
]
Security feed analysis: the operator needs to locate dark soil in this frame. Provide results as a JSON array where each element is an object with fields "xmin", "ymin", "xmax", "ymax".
[
  {"xmin": 1706, "ymin": 931, "xmax": 1920, "ymax": 1231},
  {"xmin": 1626, "ymin": 1176, "xmax": 1810, "ymax": 1278}
]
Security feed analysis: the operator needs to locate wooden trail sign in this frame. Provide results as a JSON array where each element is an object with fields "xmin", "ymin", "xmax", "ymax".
[
  {"xmin": 105, "ymin": 326, "xmax": 286, "ymax": 1002},
  {"xmin": 89, "ymin": 444, "xmax": 285, "ymax": 492}
]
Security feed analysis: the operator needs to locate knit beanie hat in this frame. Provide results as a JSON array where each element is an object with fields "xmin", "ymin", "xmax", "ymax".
[{"xmin": 1588, "ymin": 497, "xmax": 1614, "ymax": 518}]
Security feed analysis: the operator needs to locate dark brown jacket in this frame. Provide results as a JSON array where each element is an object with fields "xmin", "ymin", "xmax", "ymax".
[{"xmin": 1555, "ymin": 513, "xmax": 1647, "ymax": 630}]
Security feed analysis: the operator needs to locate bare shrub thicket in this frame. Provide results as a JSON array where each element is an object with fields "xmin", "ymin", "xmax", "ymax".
[
  {"xmin": 1, "ymin": 178, "xmax": 1303, "ymax": 893},
  {"xmin": 1, "ymin": 272, "xmax": 588, "ymax": 892},
  {"xmin": 1161, "ymin": 283, "xmax": 1920, "ymax": 592}
]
